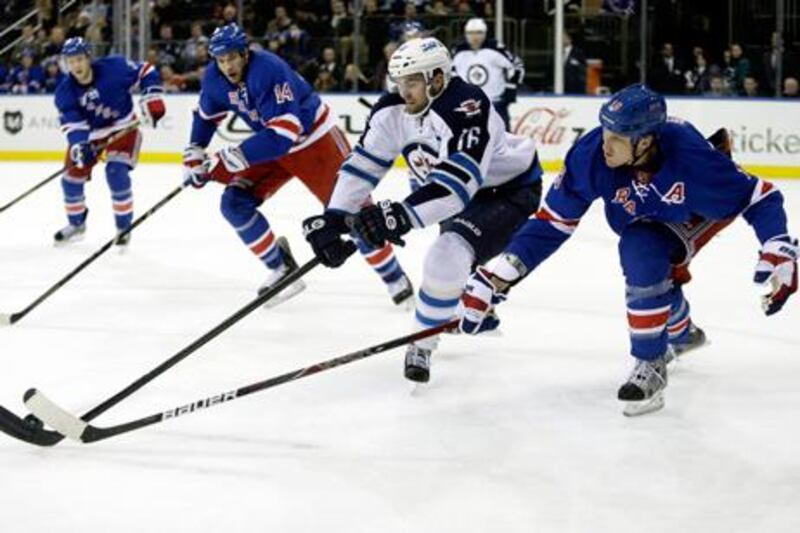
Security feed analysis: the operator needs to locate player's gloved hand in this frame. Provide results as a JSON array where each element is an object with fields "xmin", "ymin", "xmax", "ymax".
[
  {"xmin": 182, "ymin": 144, "xmax": 209, "ymax": 188},
  {"xmin": 754, "ymin": 236, "xmax": 798, "ymax": 316},
  {"xmin": 351, "ymin": 200, "xmax": 413, "ymax": 248},
  {"xmin": 459, "ymin": 267, "xmax": 509, "ymax": 335},
  {"xmin": 208, "ymin": 146, "xmax": 249, "ymax": 182},
  {"xmin": 139, "ymin": 92, "xmax": 166, "ymax": 128},
  {"xmin": 69, "ymin": 141, "xmax": 97, "ymax": 169},
  {"xmin": 502, "ymin": 87, "xmax": 518, "ymax": 105},
  {"xmin": 302, "ymin": 211, "xmax": 354, "ymax": 268}
]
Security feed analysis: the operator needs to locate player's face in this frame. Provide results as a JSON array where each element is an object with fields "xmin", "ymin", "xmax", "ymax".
[
  {"xmin": 216, "ymin": 51, "xmax": 247, "ymax": 84},
  {"xmin": 466, "ymin": 31, "xmax": 486, "ymax": 49},
  {"xmin": 396, "ymin": 73, "xmax": 429, "ymax": 114},
  {"xmin": 601, "ymin": 129, "xmax": 635, "ymax": 168},
  {"xmin": 66, "ymin": 55, "xmax": 92, "ymax": 85}
]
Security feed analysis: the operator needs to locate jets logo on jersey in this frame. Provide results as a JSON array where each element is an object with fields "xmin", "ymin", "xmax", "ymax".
[
  {"xmin": 455, "ymin": 98, "xmax": 483, "ymax": 117},
  {"xmin": 663, "ymin": 182, "xmax": 686, "ymax": 204},
  {"xmin": 402, "ymin": 142, "xmax": 439, "ymax": 181},
  {"xmin": 466, "ymin": 64, "xmax": 489, "ymax": 87},
  {"xmin": 274, "ymin": 82, "xmax": 294, "ymax": 104}
]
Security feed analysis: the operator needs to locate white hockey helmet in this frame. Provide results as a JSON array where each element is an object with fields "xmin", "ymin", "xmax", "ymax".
[
  {"xmin": 388, "ymin": 37, "xmax": 452, "ymax": 86},
  {"xmin": 464, "ymin": 18, "xmax": 488, "ymax": 34}
]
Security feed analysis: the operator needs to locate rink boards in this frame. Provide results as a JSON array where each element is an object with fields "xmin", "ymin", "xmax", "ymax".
[{"xmin": 1, "ymin": 93, "xmax": 799, "ymax": 178}]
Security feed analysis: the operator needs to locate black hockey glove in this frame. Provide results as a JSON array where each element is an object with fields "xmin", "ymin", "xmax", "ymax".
[
  {"xmin": 351, "ymin": 200, "xmax": 413, "ymax": 248},
  {"xmin": 302, "ymin": 211, "xmax": 355, "ymax": 268}
]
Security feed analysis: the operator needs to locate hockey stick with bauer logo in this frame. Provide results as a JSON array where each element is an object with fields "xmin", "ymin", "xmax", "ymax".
[
  {"xmin": 0, "ymin": 181, "xmax": 186, "ymax": 327},
  {"xmin": 0, "ymin": 248, "xmax": 341, "ymax": 446},
  {"xmin": 25, "ymin": 320, "xmax": 457, "ymax": 444},
  {"xmin": 0, "ymin": 122, "xmax": 141, "ymax": 215}
]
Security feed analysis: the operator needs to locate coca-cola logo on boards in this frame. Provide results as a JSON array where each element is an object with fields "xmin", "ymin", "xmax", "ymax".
[{"xmin": 513, "ymin": 107, "xmax": 586, "ymax": 147}]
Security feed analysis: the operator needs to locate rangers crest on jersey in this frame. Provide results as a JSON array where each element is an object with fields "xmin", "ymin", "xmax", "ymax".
[{"xmin": 455, "ymin": 98, "xmax": 483, "ymax": 117}]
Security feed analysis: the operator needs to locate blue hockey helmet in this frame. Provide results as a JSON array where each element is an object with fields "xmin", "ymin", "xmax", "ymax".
[
  {"xmin": 599, "ymin": 84, "xmax": 666, "ymax": 139},
  {"xmin": 209, "ymin": 23, "xmax": 248, "ymax": 57},
  {"xmin": 61, "ymin": 37, "xmax": 91, "ymax": 57}
]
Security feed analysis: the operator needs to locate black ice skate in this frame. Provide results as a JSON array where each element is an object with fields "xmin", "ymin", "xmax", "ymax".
[
  {"xmin": 258, "ymin": 236, "xmax": 307, "ymax": 308},
  {"xmin": 114, "ymin": 230, "xmax": 131, "ymax": 249},
  {"xmin": 53, "ymin": 221, "xmax": 86, "ymax": 245},
  {"xmin": 404, "ymin": 344, "xmax": 432, "ymax": 383},
  {"xmin": 668, "ymin": 322, "xmax": 707, "ymax": 362},
  {"xmin": 388, "ymin": 274, "xmax": 414, "ymax": 308},
  {"xmin": 618, "ymin": 356, "xmax": 668, "ymax": 417}
]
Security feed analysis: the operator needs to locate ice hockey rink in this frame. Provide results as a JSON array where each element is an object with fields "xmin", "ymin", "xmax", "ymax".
[{"xmin": 0, "ymin": 162, "xmax": 798, "ymax": 533}]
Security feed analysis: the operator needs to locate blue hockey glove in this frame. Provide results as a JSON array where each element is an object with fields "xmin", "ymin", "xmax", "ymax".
[{"xmin": 69, "ymin": 141, "xmax": 97, "ymax": 168}]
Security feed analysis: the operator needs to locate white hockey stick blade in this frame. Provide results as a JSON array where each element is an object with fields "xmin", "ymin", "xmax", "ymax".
[
  {"xmin": 24, "ymin": 389, "xmax": 88, "ymax": 441},
  {"xmin": 622, "ymin": 392, "xmax": 665, "ymax": 417},
  {"xmin": 0, "ymin": 313, "xmax": 12, "ymax": 326}
]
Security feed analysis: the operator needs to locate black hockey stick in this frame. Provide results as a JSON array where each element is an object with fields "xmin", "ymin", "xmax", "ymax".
[
  {"xmin": 0, "ymin": 249, "xmax": 333, "ymax": 446},
  {"xmin": 25, "ymin": 320, "xmax": 458, "ymax": 444},
  {"xmin": 0, "ymin": 182, "xmax": 186, "ymax": 327},
  {"xmin": 0, "ymin": 123, "xmax": 140, "ymax": 215}
]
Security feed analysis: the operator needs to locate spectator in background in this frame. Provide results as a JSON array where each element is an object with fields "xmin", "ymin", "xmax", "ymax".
[
  {"xmin": 649, "ymin": 42, "xmax": 684, "ymax": 94},
  {"xmin": 67, "ymin": 9, "xmax": 91, "ymax": 39},
  {"xmin": 721, "ymin": 48, "xmax": 736, "ymax": 88},
  {"xmin": 0, "ymin": 64, "xmax": 9, "ymax": 94},
  {"xmin": 221, "ymin": 3, "xmax": 238, "ymax": 25},
  {"xmin": 314, "ymin": 68, "xmax": 339, "ymax": 92},
  {"xmin": 342, "ymin": 63, "xmax": 369, "ymax": 91},
  {"xmin": 372, "ymin": 40, "xmax": 397, "ymax": 91},
  {"xmin": 330, "ymin": 0, "xmax": 353, "ymax": 38},
  {"xmin": 156, "ymin": 24, "xmax": 182, "ymax": 69},
  {"xmin": 729, "ymin": 43, "xmax": 751, "ymax": 94},
  {"xmin": 364, "ymin": 0, "xmax": 390, "ymax": 67},
  {"xmin": 182, "ymin": 22, "xmax": 209, "ymax": 68},
  {"xmin": 42, "ymin": 57, "xmax": 65, "ymax": 93},
  {"xmin": 783, "ymin": 76, "xmax": 799, "ymax": 98},
  {"xmin": 13, "ymin": 25, "xmax": 40, "ymax": 59},
  {"xmin": 763, "ymin": 32, "xmax": 797, "ymax": 94},
  {"xmin": 280, "ymin": 23, "xmax": 313, "ymax": 68},
  {"xmin": 318, "ymin": 46, "xmax": 343, "ymax": 87},
  {"xmin": 705, "ymin": 73, "xmax": 731, "ymax": 97},
  {"xmin": 563, "ymin": 32, "xmax": 586, "ymax": 94},
  {"xmin": 41, "ymin": 26, "xmax": 66, "ymax": 59},
  {"xmin": 8, "ymin": 49, "xmax": 45, "ymax": 94},
  {"xmin": 742, "ymin": 75, "xmax": 761, "ymax": 97},
  {"xmin": 684, "ymin": 52, "xmax": 712, "ymax": 94},
  {"xmin": 183, "ymin": 43, "xmax": 209, "ymax": 91},
  {"xmin": 266, "ymin": 5, "xmax": 294, "ymax": 35},
  {"xmin": 160, "ymin": 64, "xmax": 186, "ymax": 92}
]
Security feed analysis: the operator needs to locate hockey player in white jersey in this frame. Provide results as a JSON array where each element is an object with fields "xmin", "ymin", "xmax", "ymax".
[
  {"xmin": 303, "ymin": 37, "xmax": 543, "ymax": 383},
  {"xmin": 451, "ymin": 18, "xmax": 524, "ymax": 130}
]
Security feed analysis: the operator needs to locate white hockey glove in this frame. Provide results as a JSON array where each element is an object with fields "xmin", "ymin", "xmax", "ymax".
[{"xmin": 754, "ymin": 237, "xmax": 798, "ymax": 316}]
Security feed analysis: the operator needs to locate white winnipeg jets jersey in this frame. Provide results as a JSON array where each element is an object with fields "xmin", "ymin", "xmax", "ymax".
[
  {"xmin": 451, "ymin": 39, "xmax": 524, "ymax": 103},
  {"xmin": 327, "ymin": 78, "xmax": 539, "ymax": 228}
]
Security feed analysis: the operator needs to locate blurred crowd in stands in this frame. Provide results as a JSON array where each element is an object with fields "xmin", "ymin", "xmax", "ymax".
[{"xmin": 1, "ymin": 0, "xmax": 799, "ymax": 98}]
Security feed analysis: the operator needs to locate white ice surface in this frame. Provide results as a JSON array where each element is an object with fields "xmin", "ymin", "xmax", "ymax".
[{"xmin": 0, "ymin": 163, "xmax": 798, "ymax": 533}]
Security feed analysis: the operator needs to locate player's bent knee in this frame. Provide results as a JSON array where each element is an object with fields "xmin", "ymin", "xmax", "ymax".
[
  {"xmin": 220, "ymin": 186, "xmax": 259, "ymax": 227},
  {"xmin": 422, "ymin": 232, "xmax": 475, "ymax": 293},
  {"xmin": 104, "ymin": 162, "xmax": 131, "ymax": 189}
]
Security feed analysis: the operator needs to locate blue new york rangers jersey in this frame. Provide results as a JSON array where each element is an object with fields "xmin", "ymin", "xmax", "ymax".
[
  {"xmin": 189, "ymin": 49, "xmax": 333, "ymax": 165},
  {"xmin": 55, "ymin": 56, "xmax": 161, "ymax": 145},
  {"xmin": 506, "ymin": 119, "xmax": 790, "ymax": 271}
]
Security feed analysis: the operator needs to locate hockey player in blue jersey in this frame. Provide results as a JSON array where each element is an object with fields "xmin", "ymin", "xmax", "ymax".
[
  {"xmin": 54, "ymin": 37, "xmax": 165, "ymax": 246},
  {"xmin": 182, "ymin": 24, "xmax": 411, "ymax": 305},
  {"xmin": 458, "ymin": 84, "xmax": 798, "ymax": 416},
  {"xmin": 303, "ymin": 37, "xmax": 543, "ymax": 383}
]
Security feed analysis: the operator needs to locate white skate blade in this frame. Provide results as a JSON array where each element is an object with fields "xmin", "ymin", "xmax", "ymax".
[
  {"xmin": 408, "ymin": 381, "xmax": 428, "ymax": 396},
  {"xmin": 262, "ymin": 280, "xmax": 307, "ymax": 309},
  {"xmin": 53, "ymin": 232, "xmax": 85, "ymax": 247},
  {"xmin": 622, "ymin": 392, "xmax": 665, "ymax": 417},
  {"xmin": 0, "ymin": 313, "xmax": 12, "ymax": 327}
]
